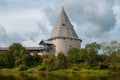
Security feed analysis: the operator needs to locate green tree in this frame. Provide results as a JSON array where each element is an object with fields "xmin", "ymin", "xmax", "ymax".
[
  {"xmin": 101, "ymin": 41, "xmax": 120, "ymax": 69},
  {"xmin": 67, "ymin": 47, "xmax": 80, "ymax": 63},
  {"xmin": 0, "ymin": 58, "xmax": 6, "ymax": 68},
  {"xmin": 8, "ymin": 43, "xmax": 23, "ymax": 58},
  {"xmin": 85, "ymin": 42, "xmax": 101, "ymax": 66},
  {"xmin": 79, "ymin": 48, "xmax": 87, "ymax": 62},
  {"xmin": 7, "ymin": 43, "xmax": 31, "ymax": 67},
  {"xmin": 42, "ymin": 55, "xmax": 56, "ymax": 71},
  {"xmin": 109, "ymin": 52, "xmax": 120, "ymax": 69},
  {"xmin": 23, "ymin": 53, "xmax": 34, "ymax": 67},
  {"xmin": 57, "ymin": 52, "xmax": 67, "ymax": 69},
  {"xmin": 101, "ymin": 41, "xmax": 120, "ymax": 56},
  {"xmin": 0, "ymin": 51, "xmax": 7, "ymax": 68},
  {"xmin": 6, "ymin": 52, "xmax": 15, "ymax": 68},
  {"xmin": 32, "ymin": 53, "xmax": 43, "ymax": 66},
  {"xmin": 23, "ymin": 53, "xmax": 43, "ymax": 67},
  {"xmin": 97, "ymin": 54, "xmax": 109, "ymax": 69}
]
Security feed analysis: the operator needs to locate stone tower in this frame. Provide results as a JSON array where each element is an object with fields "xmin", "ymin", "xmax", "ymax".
[{"xmin": 46, "ymin": 7, "xmax": 82, "ymax": 55}]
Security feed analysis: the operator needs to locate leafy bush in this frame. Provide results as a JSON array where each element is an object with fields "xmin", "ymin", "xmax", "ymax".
[
  {"xmin": 72, "ymin": 67, "xmax": 79, "ymax": 71},
  {"xmin": 67, "ymin": 47, "xmax": 80, "ymax": 63},
  {"xmin": 19, "ymin": 65, "xmax": 28, "ymax": 71},
  {"xmin": 38, "ymin": 66, "xmax": 46, "ymax": 71}
]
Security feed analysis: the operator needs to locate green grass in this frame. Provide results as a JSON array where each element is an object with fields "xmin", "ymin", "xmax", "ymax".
[
  {"xmin": 0, "ymin": 67, "xmax": 119, "ymax": 74},
  {"xmin": 50, "ymin": 68, "xmax": 112, "ymax": 74}
]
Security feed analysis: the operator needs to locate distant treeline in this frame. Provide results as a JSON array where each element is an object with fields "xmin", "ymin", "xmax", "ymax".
[{"xmin": 0, "ymin": 41, "xmax": 120, "ymax": 71}]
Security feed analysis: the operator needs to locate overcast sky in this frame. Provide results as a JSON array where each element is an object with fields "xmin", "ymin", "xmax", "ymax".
[{"xmin": 0, "ymin": 0, "xmax": 120, "ymax": 47}]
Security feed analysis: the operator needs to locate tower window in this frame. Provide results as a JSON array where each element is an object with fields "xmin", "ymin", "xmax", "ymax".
[{"xmin": 62, "ymin": 24, "xmax": 65, "ymax": 26}]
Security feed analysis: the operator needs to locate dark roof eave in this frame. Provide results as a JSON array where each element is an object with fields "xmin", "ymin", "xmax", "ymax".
[
  {"xmin": 48, "ymin": 37, "xmax": 82, "ymax": 42},
  {"xmin": 39, "ymin": 40, "xmax": 54, "ymax": 45}
]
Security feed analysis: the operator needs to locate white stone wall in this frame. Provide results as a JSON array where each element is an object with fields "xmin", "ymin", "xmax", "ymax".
[{"xmin": 49, "ymin": 38, "xmax": 81, "ymax": 56}]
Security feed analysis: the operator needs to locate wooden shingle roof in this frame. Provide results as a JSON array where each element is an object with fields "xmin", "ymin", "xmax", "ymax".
[{"xmin": 49, "ymin": 7, "xmax": 80, "ymax": 40}]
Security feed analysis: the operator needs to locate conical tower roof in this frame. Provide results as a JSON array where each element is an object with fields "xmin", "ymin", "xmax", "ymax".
[{"xmin": 49, "ymin": 7, "xmax": 79, "ymax": 40}]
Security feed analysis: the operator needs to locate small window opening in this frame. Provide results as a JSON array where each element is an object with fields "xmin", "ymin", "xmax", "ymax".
[{"xmin": 62, "ymin": 24, "xmax": 65, "ymax": 26}]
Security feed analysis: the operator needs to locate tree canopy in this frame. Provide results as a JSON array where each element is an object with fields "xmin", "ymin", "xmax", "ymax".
[{"xmin": 0, "ymin": 41, "xmax": 120, "ymax": 71}]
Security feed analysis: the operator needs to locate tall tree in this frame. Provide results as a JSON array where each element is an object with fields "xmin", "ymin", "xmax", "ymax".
[
  {"xmin": 85, "ymin": 42, "xmax": 101, "ymax": 65},
  {"xmin": 57, "ymin": 52, "xmax": 67, "ymax": 69},
  {"xmin": 67, "ymin": 47, "xmax": 80, "ymax": 63},
  {"xmin": 79, "ymin": 48, "xmax": 87, "ymax": 62},
  {"xmin": 42, "ymin": 55, "xmax": 56, "ymax": 71},
  {"xmin": 0, "ymin": 51, "xmax": 7, "ymax": 68},
  {"xmin": 7, "ymin": 43, "xmax": 30, "ymax": 67},
  {"xmin": 101, "ymin": 41, "xmax": 120, "ymax": 56}
]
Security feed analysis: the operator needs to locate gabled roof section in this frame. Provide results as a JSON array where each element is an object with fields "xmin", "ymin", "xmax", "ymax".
[
  {"xmin": 49, "ymin": 6, "xmax": 79, "ymax": 40},
  {"xmin": 39, "ymin": 40, "xmax": 53, "ymax": 45}
]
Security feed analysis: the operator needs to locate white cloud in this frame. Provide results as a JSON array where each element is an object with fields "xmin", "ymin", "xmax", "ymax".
[
  {"xmin": 0, "ymin": 25, "xmax": 24, "ymax": 47},
  {"xmin": 0, "ymin": 8, "xmax": 52, "ymax": 46},
  {"xmin": 0, "ymin": 0, "xmax": 120, "ymax": 47},
  {"xmin": 0, "ymin": 9, "xmax": 47, "ymax": 32},
  {"xmin": 51, "ymin": 0, "xmax": 117, "ymax": 46}
]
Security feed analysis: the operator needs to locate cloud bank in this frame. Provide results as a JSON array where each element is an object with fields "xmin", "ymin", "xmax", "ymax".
[{"xmin": 0, "ymin": 0, "xmax": 119, "ymax": 47}]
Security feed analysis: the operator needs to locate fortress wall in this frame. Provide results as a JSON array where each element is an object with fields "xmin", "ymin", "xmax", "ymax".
[{"xmin": 50, "ymin": 38, "xmax": 81, "ymax": 56}]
